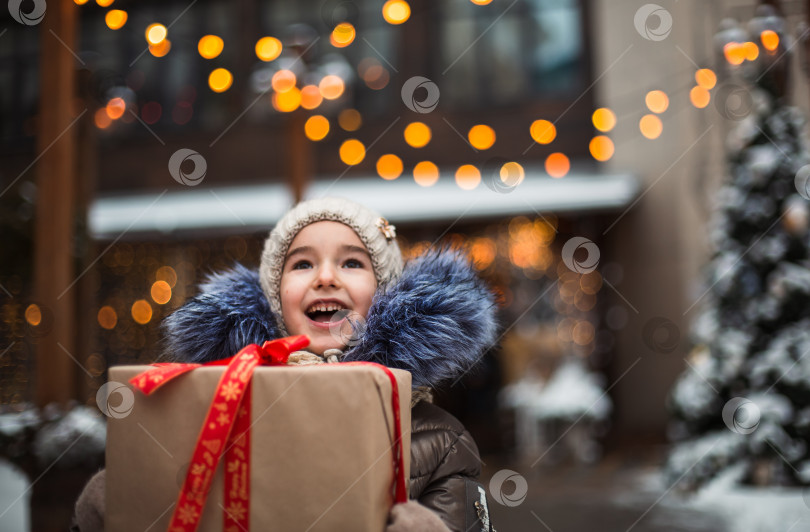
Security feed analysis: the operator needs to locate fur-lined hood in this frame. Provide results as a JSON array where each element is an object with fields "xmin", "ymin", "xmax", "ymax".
[{"xmin": 161, "ymin": 247, "xmax": 499, "ymax": 389}]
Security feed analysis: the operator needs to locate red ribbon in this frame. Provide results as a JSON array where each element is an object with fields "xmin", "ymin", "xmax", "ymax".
[{"xmin": 129, "ymin": 336, "xmax": 407, "ymax": 532}]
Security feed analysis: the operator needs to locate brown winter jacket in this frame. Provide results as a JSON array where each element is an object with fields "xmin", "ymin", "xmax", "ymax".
[{"xmin": 73, "ymin": 399, "xmax": 488, "ymax": 532}]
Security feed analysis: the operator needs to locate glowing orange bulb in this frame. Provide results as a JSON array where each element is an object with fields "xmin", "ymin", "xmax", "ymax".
[
  {"xmin": 131, "ymin": 300, "xmax": 153, "ymax": 325},
  {"xmin": 455, "ymin": 165, "xmax": 481, "ymax": 190},
  {"xmin": 305, "ymin": 115, "xmax": 330, "ymax": 141},
  {"xmin": 151, "ymin": 281, "xmax": 172, "ymax": 305},
  {"xmin": 105, "ymin": 97, "xmax": 126, "ymax": 119},
  {"xmin": 145, "ymin": 23, "xmax": 167, "ymax": 45},
  {"xmin": 105, "ymin": 10, "xmax": 127, "ymax": 30},
  {"xmin": 331, "ymin": 23, "xmax": 356, "ymax": 48},
  {"xmin": 198, "ymin": 35, "xmax": 224, "ymax": 59},
  {"xmin": 639, "ymin": 114, "xmax": 663, "ymax": 139},
  {"xmin": 761, "ymin": 30, "xmax": 779, "ymax": 52},
  {"xmin": 256, "ymin": 37, "xmax": 282, "ymax": 62},
  {"xmin": 208, "ymin": 68, "xmax": 233, "ymax": 93},
  {"xmin": 94, "ymin": 108, "xmax": 112, "ymax": 129},
  {"xmin": 96, "ymin": 0, "xmax": 114, "ymax": 6},
  {"xmin": 645, "ymin": 90, "xmax": 669, "ymax": 114},
  {"xmin": 272, "ymin": 70, "xmax": 297, "ymax": 93},
  {"xmin": 589, "ymin": 136, "xmax": 614, "ymax": 162},
  {"xmin": 723, "ymin": 42, "xmax": 745, "ymax": 65},
  {"xmin": 339, "ymin": 139, "xmax": 366, "ymax": 165},
  {"xmin": 300, "ymin": 85, "xmax": 323, "ymax": 110},
  {"xmin": 743, "ymin": 41, "xmax": 759, "ymax": 61},
  {"xmin": 530, "ymin": 119, "xmax": 556, "ymax": 144},
  {"xmin": 377, "ymin": 154, "xmax": 404, "ymax": 180},
  {"xmin": 468, "ymin": 125, "xmax": 496, "ymax": 150},
  {"xmin": 695, "ymin": 69, "xmax": 717, "ymax": 90},
  {"xmin": 319, "ymin": 75, "xmax": 345, "ymax": 100},
  {"xmin": 404, "ymin": 122, "xmax": 431, "ymax": 148},
  {"xmin": 382, "ymin": 0, "xmax": 411, "ymax": 24},
  {"xmin": 413, "ymin": 161, "xmax": 439, "ymax": 187},
  {"xmin": 690, "ymin": 86, "xmax": 710, "ymax": 109},
  {"xmin": 545, "ymin": 153, "xmax": 570, "ymax": 178},
  {"xmin": 25, "ymin": 304, "xmax": 41, "ymax": 326},
  {"xmin": 591, "ymin": 109, "xmax": 616, "ymax": 133},
  {"xmin": 272, "ymin": 87, "xmax": 302, "ymax": 112},
  {"xmin": 97, "ymin": 306, "xmax": 117, "ymax": 330},
  {"xmin": 148, "ymin": 39, "xmax": 171, "ymax": 57}
]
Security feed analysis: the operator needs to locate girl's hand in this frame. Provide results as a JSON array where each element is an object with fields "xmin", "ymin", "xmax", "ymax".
[{"xmin": 386, "ymin": 500, "xmax": 452, "ymax": 532}]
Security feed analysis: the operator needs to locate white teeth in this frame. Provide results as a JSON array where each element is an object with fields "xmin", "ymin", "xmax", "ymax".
[{"xmin": 307, "ymin": 302, "xmax": 346, "ymax": 313}]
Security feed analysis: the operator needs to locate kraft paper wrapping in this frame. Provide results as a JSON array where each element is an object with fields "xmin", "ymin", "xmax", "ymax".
[{"xmin": 106, "ymin": 364, "xmax": 411, "ymax": 532}]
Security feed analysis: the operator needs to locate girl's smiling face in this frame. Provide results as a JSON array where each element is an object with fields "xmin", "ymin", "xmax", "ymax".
[{"xmin": 279, "ymin": 221, "xmax": 377, "ymax": 355}]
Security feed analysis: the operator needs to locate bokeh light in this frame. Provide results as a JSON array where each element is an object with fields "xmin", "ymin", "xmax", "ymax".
[
  {"xmin": 300, "ymin": 85, "xmax": 323, "ymax": 110},
  {"xmin": 148, "ymin": 39, "xmax": 171, "ymax": 57},
  {"xmin": 639, "ymin": 114, "xmax": 663, "ymax": 139},
  {"xmin": 305, "ymin": 115, "xmax": 330, "ymax": 141},
  {"xmin": 74, "ymin": 0, "xmax": 89, "ymax": 5},
  {"xmin": 591, "ymin": 109, "xmax": 616, "ymax": 133},
  {"xmin": 695, "ymin": 69, "xmax": 717, "ymax": 90},
  {"xmin": 105, "ymin": 10, "xmax": 127, "ymax": 30},
  {"xmin": 151, "ymin": 281, "xmax": 172, "ymax": 305},
  {"xmin": 331, "ymin": 23, "xmax": 356, "ymax": 48},
  {"xmin": 723, "ymin": 42, "xmax": 746, "ymax": 65},
  {"xmin": 413, "ymin": 161, "xmax": 439, "ymax": 187},
  {"xmin": 382, "ymin": 0, "xmax": 411, "ymax": 24},
  {"xmin": 470, "ymin": 0, "xmax": 493, "ymax": 4},
  {"xmin": 94, "ymin": 108, "xmax": 112, "ymax": 129},
  {"xmin": 340, "ymin": 139, "xmax": 366, "ymax": 165},
  {"xmin": 156, "ymin": 265, "xmax": 177, "ymax": 287},
  {"xmin": 589, "ymin": 136, "xmax": 614, "ymax": 162},
  {"xmin": 761, "ymin": 30, "xmax": 779, "ymax": 52},
  {"xmin": 145, "ymin": 23, "xmax": 167, "ymax": 45},
  {"xmin": 545, "ymin": 153, "xmax": 570, "ymax": 178},
  {"xmin": 319, "ymin": 75, "xmax": 345, "ymax": 100},
  {"xmin": 377, "ymin": 154, "xmax": 403, "ymax": 180},
  {"xmin": 645, "ymin": 90, "xmax": 669, "ymax": 114},
  {"xmin": 500, "ymin": 162, "xmax": 525, "ymax": 187},
  {"xmin": 208, "ymin": 68, "xmax": 233, "ymax": 93},
  {"xmin": 105, "ymin": 97, "xmax": 126, "ymax": 120},
  {"xmin": 690, "ymin": 86, "xmax": 710, "ymax": 108},
  {"xmin": 339, "ymin": 109, "xmax": 362, "ymax": 131},
  {"xmin": 272, "ymin": 87, "xmax": 302, "ymax": 112},
  {"xmin": 198, "ymin": 35, "xmax": 224, "ymax": 59},
  {"xmin": 96, "ymin": 0, "xmax": 113, "ymax": 6},
  {"xmin": 272, "ymin": 70, "xmax": 297, "ymax": 93},
  {"xmin": 256, "ymin": 37, "xmax": 282, "ymax": 62},
  {"xmin": 530, "ymin": 119, "xmax": 556, "ymax": 144},
  {"xmin": 404, "ymin": 122, "xmax": 431, "ymax": 148},
  {"xmin": 455, "ymin": 165, "xmax": 481, "ymax": 190},
  {"xmin": 468, "ymin": 125, "xmax": 495, "ymax": 150},
  {"xmin": 743, "ymin": 41, "xmax": 759, "ymax": 61},
  {"xmin": 25, "ymin": 304, "xmax": 41, "ymax": 326},
  {"xmin": 97, "ymin": 306, "xmax": 117, "ymax": 330},
  {"xmin": 131, "ymin": 300, "xmax": 152, "ymax": 325}
]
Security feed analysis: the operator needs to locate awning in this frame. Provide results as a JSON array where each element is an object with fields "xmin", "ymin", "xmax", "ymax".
[{"xmin": 88, "ymin": 167, "xmax": 639, "ymax": 240}]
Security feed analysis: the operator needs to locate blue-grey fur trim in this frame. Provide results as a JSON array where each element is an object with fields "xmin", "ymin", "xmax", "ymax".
[{"xmin": 160, "ymin": 248, "xmax": 499, "ymax": 389}]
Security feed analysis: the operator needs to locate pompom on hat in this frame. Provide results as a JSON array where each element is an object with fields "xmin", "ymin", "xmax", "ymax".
[{"xmin": 259, "ymin": 197, "xmax": 404, "ymax": 336}]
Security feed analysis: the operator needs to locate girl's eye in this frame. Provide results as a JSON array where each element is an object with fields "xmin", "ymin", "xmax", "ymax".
[
  {"xmin": 344, "ymin": 259, "xmax": 363, "ymax": 268},
  {"xmin": 291, "ymin": 260, "xmax": 311, "ymax": 270}
]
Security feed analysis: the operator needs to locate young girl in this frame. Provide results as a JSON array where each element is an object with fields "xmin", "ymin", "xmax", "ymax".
[{"xmin": 74, "ymin": 197, "xmax": 499, "ymax": 532}]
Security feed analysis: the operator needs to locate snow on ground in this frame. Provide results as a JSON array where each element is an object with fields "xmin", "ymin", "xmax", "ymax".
[{"xmin": 614, "ymin": 464, "xmax": 810, "ymax": 532}]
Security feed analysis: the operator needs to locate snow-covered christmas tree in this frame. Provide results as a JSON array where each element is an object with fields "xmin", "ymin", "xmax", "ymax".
[{"xmin": 667, "ymin": 7, "xmax": 810, "ymax": 490}]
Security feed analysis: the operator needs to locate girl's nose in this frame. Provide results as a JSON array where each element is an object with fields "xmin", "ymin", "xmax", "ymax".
[{"xmin": 314, "ymin": 261, "xmax": 340, "ymax": 287}]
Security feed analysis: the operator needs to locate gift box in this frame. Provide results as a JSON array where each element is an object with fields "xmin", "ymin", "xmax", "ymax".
[{"xmin": 105, "ymin": 340, "xmax": 411, "ymax": 532}]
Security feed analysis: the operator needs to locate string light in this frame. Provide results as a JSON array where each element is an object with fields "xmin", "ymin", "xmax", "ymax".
[
  {"xmin": 639, "ymin": 114, "xmax": 663, "ymax": 139},
  {"xmin": 105, "ymin": 10, "xmax": 127, "ymax": 30},
  {"xmin": 695, "ymin": 69, "xmax": 717, "ymax": 90},
  {"xmin": 145, "ymin": 23, "xmax": 167, "ymax": 45},
  {"xmin": 404, "ymin": 122, "xmax": 431, "ymax": 148},
  {"xmin": 256, "ymin": 37, "xmax": 282, "ymax": 62},
  {"xmin": 198, "ymin": 35, "xmax": 224, "ymax": 59},
  {"xmin": 645, "ymin": 90, "xmax": 669, "ymax": 114},
  {"xmin": 589, "ymin": 136, "xmax": 614, "ymax": 162},
  {"xmin": 591, "ymin": 109, "xmax": 615, "ymax": 133},
  {"xmin": 455, "ymin": 165, "xmax": 481, "ymax": 190},
  {"xmin": 339, "ymin": 109, "xmax": 362, "ymax": 131},
  {"xmin": 530, "ymin": 119, "xmax": 556, "ymax": 144},
  {"xmin": 545, "ymin": 153, "xmax": 570, "ymax": 178},
  {"xmin": 382, "ymin": 0, "xmax": 411, "ymax": 24},
  {"xmin": 413, "ymin": 161, "xmax": 439, "ymax": 187},
  {"xmin": 331, "ymin": 23, "xmax": 356, "ymax": 48},
  {"xmin": 208, "ymin": 68, "xmax": 233, "ymax": 93},
  {"xmin": 305, "ymin": 115, "xmax": 330, "ymax": 141},
  {"xmin": 468, "ymin": 125, "xmax": 496, "ymax": 150},
  {"xmin": 376, "ymin": 154, "xmax": 403, "ymax": 180},
  {"xmin": 340, "ymin": 139, "xmax": 366, "ymax": 165}
]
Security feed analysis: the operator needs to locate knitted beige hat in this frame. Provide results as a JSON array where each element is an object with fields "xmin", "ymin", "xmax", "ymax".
[{"xmin": 259, "ymin": 197, "xmax": 403, "ymax": 336}]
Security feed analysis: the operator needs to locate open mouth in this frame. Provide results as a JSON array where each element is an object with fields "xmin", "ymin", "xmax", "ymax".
[{"xmin": 305, "ymin": 303, "xmax": 350, "ymax": 324}]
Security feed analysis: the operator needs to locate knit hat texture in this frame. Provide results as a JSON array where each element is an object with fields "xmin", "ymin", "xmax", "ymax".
[{"xmin": 259, "ymin": 197, "xmax": 403, "ymax": 335}]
